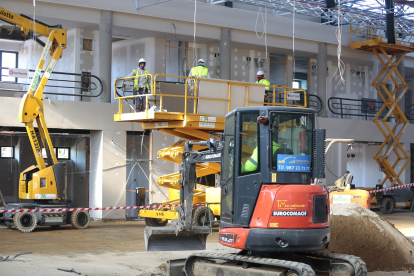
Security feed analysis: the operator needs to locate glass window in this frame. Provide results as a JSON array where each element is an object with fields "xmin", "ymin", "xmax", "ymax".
[
  {"xmin": 270, "ymin": 112, "xmax": 314, "ymax": 172},
  {"xmin": 1, "ymin": 51, "xmax": 18, "ymax": 82},
  {"xmin": 57, "ymin": 148, "xmax": 70, "ymax": 159},
  {"xmin": 42, "ymin": 148, "xmax": 57, "ymax": 159},
  {"xmin": 240, "ymin": 111, "xmax": 260, "ymax": 175},
  {"xmin": 1, "ymin": 146, "xmax": 14, "ymax": 158},
  {"xmin": 292, "ymin": 80, "xmax": 300, "ymax": 89}
]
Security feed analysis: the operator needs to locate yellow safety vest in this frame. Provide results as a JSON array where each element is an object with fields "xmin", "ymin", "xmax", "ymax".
[
  {"xmin": 191, "ymin": 66, "xmax": 209, "ymax": 77},
  {"xmin": 133, "ymin": 69, "xmax": 150, "ymax": 89},
  {"xmin": 242, "ymin": 142, "xmax": 280, "ymax": 173},
  {"xmin": 256, "ymin": 78, "xmax": 271, "ymax": 90}
]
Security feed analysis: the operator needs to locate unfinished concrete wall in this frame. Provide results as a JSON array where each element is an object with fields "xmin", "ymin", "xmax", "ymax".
[
  {"xmin": 326, "ymin": 60, "xmax": 375, "ymax": 119},
  {"xmin": 269, "ymin": 55, "xmax": 286, "ymax": 87},
  {"xmin": 79, "ymin": 29, "xmax": 100, "ymax": 102},
  {"xmin": 165, "ymin": 40, "xmax": 186, "ymax": 82},
  {"xmin": 111, "ymin": 38, "xmax": 147, "ymax": 104}
]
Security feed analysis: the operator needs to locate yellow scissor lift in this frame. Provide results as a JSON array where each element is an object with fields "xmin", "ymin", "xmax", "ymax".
[
  {"xmin": 114, "ymin": 73, "xmax": 308, "ymax": 225},
  {"xmin": 350, "ymin": 24, "xmax": 414, "ymax": 210}
]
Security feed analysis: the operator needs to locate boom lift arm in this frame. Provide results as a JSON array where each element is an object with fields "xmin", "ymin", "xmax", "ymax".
[{"xmin": 0, "ymin": 7, "xmax": 67, "ymax": 200}]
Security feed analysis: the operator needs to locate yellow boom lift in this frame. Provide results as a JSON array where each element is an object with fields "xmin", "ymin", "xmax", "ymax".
[{"xmin": 0, "ymin": 7, "xmax": 90, "ymax": 232}]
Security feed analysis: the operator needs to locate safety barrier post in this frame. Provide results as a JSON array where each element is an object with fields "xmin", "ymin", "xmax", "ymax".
[
  {"xmin": 184, "ymin": 78, "xmax": 188, "ymax": 117},
  {"xmin": 227, "ymin": 83, "xmax": 232, "ymax": 113},
  {"xmin": 246, "ymin": 85, "xmax": 250, "ymax": 107}
]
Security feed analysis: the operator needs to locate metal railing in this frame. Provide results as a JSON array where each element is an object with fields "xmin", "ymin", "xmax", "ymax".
[
  {"xmin": 307, "ymin": 94, "xmax": 322, "ymax": 113},
  {"xmin": 114, "ymin": 74, "xmax": 311, "ymax": 117},
  {"xmin": 0, "ymin": 67, "xmax": 103, "ymax": 99},
  {"xmin": 327, "ymin": 97, "xmax": 400, "ymax": 120},
  {"xmin": 406, "ymin": 104, "xmax": 414, "ymax": 122}
]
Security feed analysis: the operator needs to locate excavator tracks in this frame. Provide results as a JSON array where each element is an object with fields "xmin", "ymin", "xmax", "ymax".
[
  {"xmin": 302, "ymin": 251, "xmax": 367, "ymax": 276},
  {"xmin": 183, "ymin": 251, "xmax": 367, "ymax": 276},
  {"xmin": 185, "ymin": 253, "xmax": 316, "ymax": 276}
]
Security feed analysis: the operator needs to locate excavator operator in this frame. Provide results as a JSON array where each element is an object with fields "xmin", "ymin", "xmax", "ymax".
[{"xmin": 241, "ymin": 134, "xmax": 280, "ymax": 173}]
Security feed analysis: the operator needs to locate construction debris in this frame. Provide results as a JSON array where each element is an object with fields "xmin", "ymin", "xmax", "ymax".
[
  {"xmin": 57, "ymin": 268, "xmax": 82, "ymax": 275},
  {"xmin": 137, "ymin": 263, "xmax": 167, "ymax": 276},
  {"xmin": 328, "ymin": 203, "xmax": 414, "ymax": 271},
  {"xmin": 0, "ymin": 252, "xmax": 32, "ymax": 262}
]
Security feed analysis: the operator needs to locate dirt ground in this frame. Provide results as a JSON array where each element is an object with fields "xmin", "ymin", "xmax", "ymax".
[{"xmin": 1, "ymin": 210, "xmax": 414, "ymax": 275}]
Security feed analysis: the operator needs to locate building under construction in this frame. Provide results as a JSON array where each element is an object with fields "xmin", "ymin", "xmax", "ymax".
[{"xmin": 1, "ymin": 0, "xmax": 414, "ymax": 275}]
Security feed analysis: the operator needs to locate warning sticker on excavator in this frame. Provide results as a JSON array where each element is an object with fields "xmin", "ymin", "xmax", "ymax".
[{"xmin": 331, "ymin": 194, "xmax": 352, "ymax": 204}]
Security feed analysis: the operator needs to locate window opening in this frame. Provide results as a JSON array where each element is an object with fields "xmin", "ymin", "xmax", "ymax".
[
  {"xmin": 0, "ymin": 146, "xmax": 14, "ymax": 158},
  {"xmin": 0, "ymin": 51, "xmax": 18, "ymax": 82},
  {"xmin": 57, "ymin": 147, "xmax": 70, "ymax": 160},
  {"xmin": 82, "ymin": 38, "xmax": 93, "ymax": 52}
]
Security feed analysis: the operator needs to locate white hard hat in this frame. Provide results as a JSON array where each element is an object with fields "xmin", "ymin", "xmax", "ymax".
[
  {"xmin": 197, "ymin": 59, "xmax": 205, "ymax": 65},
  {"xmin": 139, "ymin": 58, "xmax": 146, "ymax": 64},
  {"xmin": 257, "ymin": 70, "xmax": 264, "ymax": 75}
]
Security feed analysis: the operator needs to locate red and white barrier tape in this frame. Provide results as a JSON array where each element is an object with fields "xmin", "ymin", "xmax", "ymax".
[
  {"xmin": 0, "ymin": 203, "xmax": 216, "ymax": 214},
  {"xmin": 368, "ymin": 183, "xmax": 414, "ymax": 194}
]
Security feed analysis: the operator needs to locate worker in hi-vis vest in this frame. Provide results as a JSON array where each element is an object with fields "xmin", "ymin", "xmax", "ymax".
[
  {"xmin": 126, "ymin": 58, "xmax": 151, "ymax": 112},
  {"xmin": 255, "ymin": 70, "xmax": 270, "ymax": 90},
  {"xmin": 189, "ymin": 59, "xmax": 211, "ymax": 78},
  {"xmin": 242, "ymin": 141, "xmax": 280, "ymax": 173}
]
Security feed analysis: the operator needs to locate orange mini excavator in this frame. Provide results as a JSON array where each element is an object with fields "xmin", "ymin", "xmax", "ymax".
[{"xmin": 145, "ymin": 106, "xmax": 367, "ymax": 276}]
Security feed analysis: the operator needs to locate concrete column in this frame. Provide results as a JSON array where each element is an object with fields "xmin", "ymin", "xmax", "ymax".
[
  {"xmin": 219, "ymin": 28, "xmax": 231, "ymax": 80},
  {"xmin": 317, "ymin": 43, "xmax": 328, "ymax": 117},
  {"xmin": 396, "ymin": 54, "xmax": 406, "ymax": 117},
  {"xmin": 89, "ymin": 130, "xmax": 127, "ymax": 220},
  {"xmin": 98, "ymin": 10, "xmax": 113, "ymax": 103}
]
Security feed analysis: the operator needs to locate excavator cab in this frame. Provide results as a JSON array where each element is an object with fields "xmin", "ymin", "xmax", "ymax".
[{"xmin": 145, "ymin": 106, "xmax": 326, "ymax": 252}]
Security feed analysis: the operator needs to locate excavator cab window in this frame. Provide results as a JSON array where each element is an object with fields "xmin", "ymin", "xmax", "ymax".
[
  {"xmin": 270, "ymin": 112, "xmax": 314, "ymax": 172},
  {"xmin": 239, "ymin": 112, "xmax": 260, "ymax": 175}
]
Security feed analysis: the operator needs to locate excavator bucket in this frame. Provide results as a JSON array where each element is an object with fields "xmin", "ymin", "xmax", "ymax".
[{"xmin": 144, "ymin": 225, "xmax": 210, "ymax": 251}]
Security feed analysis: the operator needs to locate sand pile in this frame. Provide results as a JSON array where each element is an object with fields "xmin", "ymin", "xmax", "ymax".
[{"xmin": 328, "ymin": 203, "xmax": 414, "ymax": 271}]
